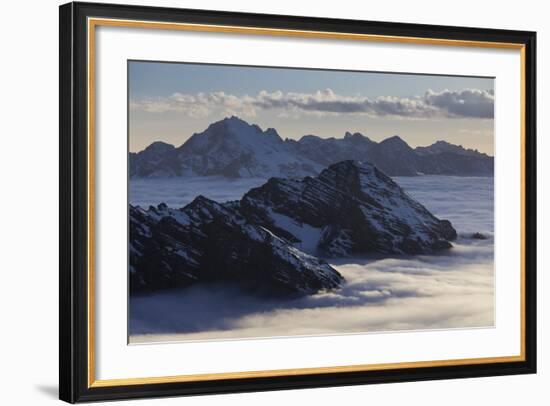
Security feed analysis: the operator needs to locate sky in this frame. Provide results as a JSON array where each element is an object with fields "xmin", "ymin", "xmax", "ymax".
[{"xmin": 129, "ymin": 61, "xmax": 495, "ymax": 155}]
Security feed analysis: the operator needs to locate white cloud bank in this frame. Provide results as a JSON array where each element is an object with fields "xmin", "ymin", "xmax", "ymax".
[
  {"xmin": 130, "ymin": 88, "xmax": 494, "ymax": 119},
  {"xmin": 129, "ymin": 242, "xmax": 494, "ymax": 342},
  {"xmin": 129, "ymin": 173, "xmax": 494, "ymax": 343}
]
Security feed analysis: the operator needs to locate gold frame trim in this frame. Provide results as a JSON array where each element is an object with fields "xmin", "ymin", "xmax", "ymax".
[{"xmin": 87, "ymin": 17, "xmax": 527, "ymax": 388}]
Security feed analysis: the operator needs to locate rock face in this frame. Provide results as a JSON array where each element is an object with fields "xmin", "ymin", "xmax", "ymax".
[
  {"xmin": 129, "ymin": 160, "xmax": 457, "ymax": 296},
  {"xmin": 129, "ymin": 198, "xmax": 343, "ymax": 296},
  {"xmin": 130, "ymin": 117, "xmax": 493, "ymax": 178},
  {"xmin": 240, "ymin": 160, "xmax": 457, "ymax": 256}
]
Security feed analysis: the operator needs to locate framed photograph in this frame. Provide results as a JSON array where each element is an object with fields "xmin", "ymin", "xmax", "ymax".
[{"xmin": 59, "ymin": 1, "xmax": 537, "ymax": 403}]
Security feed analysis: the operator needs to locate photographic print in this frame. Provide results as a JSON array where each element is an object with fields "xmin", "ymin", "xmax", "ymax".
[
  {"xmin": 60, "ymin": 5, "xmax": 536, "ymax": 401},
  {"xmin": 128, "ymin": 61, "xmax": 495, "ymax": 343}
]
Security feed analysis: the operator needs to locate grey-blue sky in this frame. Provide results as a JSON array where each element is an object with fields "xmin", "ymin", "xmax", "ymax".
[{"xmin": 129, "ymin": 61, "xmax": 494, "ymax": 154}]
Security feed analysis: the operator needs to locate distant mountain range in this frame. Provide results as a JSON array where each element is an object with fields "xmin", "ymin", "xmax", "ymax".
[
  {"xmin": 130, "ymin": 161, "xmax": 457, "ymax": 296},
  {"xmin": 130, "ymin": 116, "xmax": 493, "ymax": 178}
]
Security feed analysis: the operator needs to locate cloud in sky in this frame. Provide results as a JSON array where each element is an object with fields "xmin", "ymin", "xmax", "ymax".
[
  {"xmin": 424, "ymin": 88, "xmax": 494, "ymax": 119},
  {"xmin": 130, "ymin": 88, "xmax": 494, "ymax": 120}
]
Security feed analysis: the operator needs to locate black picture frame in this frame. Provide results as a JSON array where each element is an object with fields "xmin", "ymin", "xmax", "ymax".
[{"xmin": 59, "ymin": 1, "xmax": 537, "ymax": 403}]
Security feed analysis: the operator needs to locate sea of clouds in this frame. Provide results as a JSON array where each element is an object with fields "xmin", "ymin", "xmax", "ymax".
[{"xmin": 129, "ymin": 175, "xmax": 494, "ymax": 343}]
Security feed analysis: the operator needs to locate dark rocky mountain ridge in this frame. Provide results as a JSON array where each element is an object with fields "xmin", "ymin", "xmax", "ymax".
[
  {"xmin": 130, "ymin": 161, "xmax": 457, "ymax": 296},
  {"xmin": 240, "ymin": 160, "xmax": 457, "ymax": 256},
  {"xmin": 130, "ymin": 116, "xmax": 493, "ymax": 178},
  {"xmin": 130, "ymin": 197, "xmax": 344, "ymax": 297}
]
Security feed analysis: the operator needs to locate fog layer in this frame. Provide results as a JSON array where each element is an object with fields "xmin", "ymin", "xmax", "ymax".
[{"xmin": 129, "ymin": 176, "xmax": 494, "ymax": 343}]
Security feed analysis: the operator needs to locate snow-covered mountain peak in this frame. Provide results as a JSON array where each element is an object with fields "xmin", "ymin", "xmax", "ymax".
[
  {"xmin": 171, "ymin": 117, "xmax": 322, "ymax": 178},
  {"xmin": 241, "ymin": 159, "xmax": 457, "ymax": 256},
  {"xmin": 189, "ymin": 116, "xmax": 283, "ymax": 147}
]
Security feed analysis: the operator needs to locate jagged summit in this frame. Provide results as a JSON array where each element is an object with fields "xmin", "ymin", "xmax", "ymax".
[
  {"xmin": 224, "ymin": 115, "xmax": 247, "ymax": 123},
  {"xmin": 241, "ymin": 160, "xmax": 456, "ymax": 257},
  {"xmin": 169, "ymin": 116, "xmax": 322, "ymax": 178},
  {"xmin": 344, "ymin": 131, "xmax": 367, "ymax": 140},
  {"xmin": 202, "ymin": 115, "xmax": 279, "ymax": 140},
  {"xmin": 343, "ymin": 131, "xmax": 373, "ymax": 147}
]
